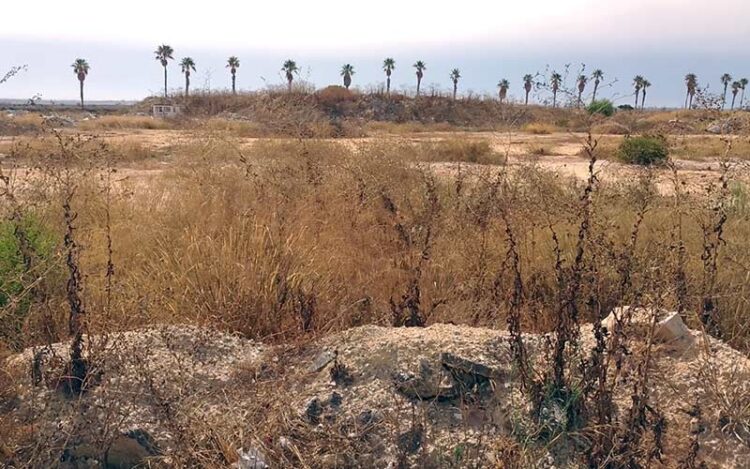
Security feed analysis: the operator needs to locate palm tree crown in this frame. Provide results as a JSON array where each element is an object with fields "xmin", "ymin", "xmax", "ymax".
[
  {"xmin": 341, "ymin": 64, "xmax": 355, "ymax": 89},
  {"xmin": 633, "ymin": 75, "xmax": 644, "ymax": 107},
  {"xmin": 72, "ymin": 58, "xmax": 89, "ymax": 80},
  {"xmin": 450, "ymin": 68, "xmax": 461, "ymax": 99},
  {"xmin": 155, "ymin": 44, "xmax": 174, "ymax": 98},
  {"xmin": 684, "ymin": 73, "xmax": 698, "ymax": 108},
  {"xmin": 180, "ymin": 57, "xmax": 196, "ymax": 74},
  {"xmin": 731, "ymin": 81, "xmax": 741, "ymax": 109},
  {"xmin": 180, "ymin": 57, "xmax": 196, "ymax": 96},
  {"xmin": 341, "ymin": 64, "xmax": 355, "ymax": 76},
  {"xmin": 498, "ymin": 79, "xmax": 510, "ymax": 103},
  {"xmin": 740, "ymin": 78, "xmax": 749, "ymax": 108},
  {"xmin": 414, "ymin": 60, "xmax": 426, "ymax": 96},
  {"xmin": 383, "ymin": 58, "xmax": 395, "ymax": 75},
  {"xmin": 577, "ymin": 74, "xmax": 587, "ymax": 107},
  {"xmin": 72, "ymin": 58, "xmax": 90, "ymax": 109},
  {"xmin": 154, "ymin": 44, "xmax": 174, "ymax": 66},
  {"xmin": 523, "ymin": 74, "xmax": 534, "ymax": 105},
  {"xmin": 382, "ymin": 58, "xmax": 396, "ymax": 95},
  {"xmin": 282, "ymin": 59, "xmax": 299, "ymax": 91},
  {"xmin": 591, "ymin": 69, "xmax": 604, "ymax": 103},
  {"xmin": 550, "ymin": 72, "xmax": 562, "ymax": 107},
  {"xmin": 227, "ymin": 56, "xmax": 240, "ymax": 94},
  {"xmin": 640, "ymin": 79, "xmax": 651, "ymax": 109},
  {"xmin": 721, "ymin": 73, "xmax": 732, "ymax": 109}
]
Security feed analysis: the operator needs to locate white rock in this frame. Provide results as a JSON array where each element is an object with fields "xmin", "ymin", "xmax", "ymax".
[
  {"xmin": 655, "ymin": 312, "xmax": 690, "ymax": 342},
  {"xmin": 601, "ymin": 307, "xmax": 689, "ymax": 343}
]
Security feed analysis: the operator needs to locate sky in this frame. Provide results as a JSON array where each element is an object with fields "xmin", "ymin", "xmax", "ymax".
[{"xmin": 1, "ymin": 0, "xmax": 749, "ymax": 107}]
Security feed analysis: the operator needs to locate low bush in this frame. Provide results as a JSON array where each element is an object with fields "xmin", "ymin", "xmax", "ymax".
[
  {"xmin": 587, "ymin": 99, "xmax": 615, "ymax": 117},
  {"xmin": 618, "ymin": 135, "xmax": 669, "ymax": 165}
]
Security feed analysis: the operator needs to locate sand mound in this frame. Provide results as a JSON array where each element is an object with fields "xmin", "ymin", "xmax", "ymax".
[{"xmin": 2, "ymin": 319, "xmax": 749, "ymax": 467}]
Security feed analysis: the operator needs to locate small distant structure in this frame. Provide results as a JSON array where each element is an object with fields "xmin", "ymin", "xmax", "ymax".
[{"xmin": 152, "ymin": 104, "xmax": 181, "ymax": 118}]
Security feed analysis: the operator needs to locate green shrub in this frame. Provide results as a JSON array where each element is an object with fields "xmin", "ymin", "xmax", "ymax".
[
  {"xmin": 587, "ymin": 99, "xmax": 615, "ymax": 117},
  {"xmin": 618, "ymin": 135, "xmax": 669, "ymax": 166},
  {"xmin": 0, "ymin": 215, "xmax": 57, "ymax": 349}
]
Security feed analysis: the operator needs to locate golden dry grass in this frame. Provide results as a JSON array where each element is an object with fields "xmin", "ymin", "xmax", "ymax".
[
  {"xmin": 77, "ymin": 115, "xmax": 175, "ymax": 130},
  {"xmin": 3, "ymin": 134, "xmax": 749, "ymax": 349}
]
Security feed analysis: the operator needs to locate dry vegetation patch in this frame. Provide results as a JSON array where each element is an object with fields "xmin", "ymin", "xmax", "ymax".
[{"xmin": 1, "ymin": 122, "xmax": 750, "ymax": 467}]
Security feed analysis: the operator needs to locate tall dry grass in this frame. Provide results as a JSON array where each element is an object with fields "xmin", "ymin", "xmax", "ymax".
[{"xmin": 2, "ymin": 128, "xmax": 750, "ymax": 466}]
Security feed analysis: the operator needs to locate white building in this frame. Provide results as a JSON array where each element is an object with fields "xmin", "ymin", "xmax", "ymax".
[{"xmin": 152, "ymin": 104, "xmax": 182, "ymax": 118}]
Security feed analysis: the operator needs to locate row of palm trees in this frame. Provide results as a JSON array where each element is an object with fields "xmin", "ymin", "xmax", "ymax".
[
  {"xmin": 69, "ymin": 45, "xmax": 749, "ymax": 111},
  {"xmin": 720, "ymin": 74, "xmax": 748, "ymax": 110}
]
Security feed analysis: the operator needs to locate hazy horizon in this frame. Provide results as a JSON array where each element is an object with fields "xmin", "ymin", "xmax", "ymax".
[{"xmin": 2, "ymin": 0, "xmax": 749, "ymax": 107}]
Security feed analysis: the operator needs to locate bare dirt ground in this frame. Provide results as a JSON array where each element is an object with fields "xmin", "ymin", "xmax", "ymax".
[{"xmin": 2, "ymin": 129, "xmax": 747, "ymax": 194}]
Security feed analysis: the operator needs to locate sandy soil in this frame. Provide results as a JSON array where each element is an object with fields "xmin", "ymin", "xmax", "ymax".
[{"xmin": 2, "ymin": 130, "xmax": 747, "ymax": 195}]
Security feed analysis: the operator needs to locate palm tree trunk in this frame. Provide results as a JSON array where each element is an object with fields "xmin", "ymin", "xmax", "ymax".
[
  {"xmin": 741, "ymin": 89, "xmax": 746, "ymax": 108},
  {"xmin": 592, "ymin": 83, "xmax": 598, "ymax": 104},
  {"xmin": 79, "ymin": 80, "xmax": 84, "ymax": 109},
  {"xmin": 685, "ymin": 91, "xmax": 689, "ymax": 109},
  {"xmin": 164, "ymin": 66, "xmax": 168, "ymax": 98},
  {"xmin": 232, "ymin": 74, "xmax": 236, "ymax": 94},
  {"xmin": 731, "ymin": 94, "xmax": 737, "ymax": 110},
  {"xmin": 416, "ymin": 78, "xmax": 421, "ymax": 97},
  {"xmin": 641, "ymin": 91, "xmax": 646, "ymax": 109},
  {"xmin": 634, "ymin": 90, "xmax": 639, "ymax": 108},
  {"xmin": 553, "ymin": 90, "xmax": 557, "ymax": 108},
  {"xmin": 185, "ymin": 75, "xmax": 189, "ymax": 97},
  {"xmin": 453, "ymin": 83, "xmax": 457, "ymax": 100},
  {"xmin": 525, "ymin": 90, "xmax": 529, "ymax": 105},
  {"xmin": 288, "ymin": 79, "xmax": 292, "ymax": 93},
  {"xmin": 722, "ymin": 85, "xmax": 728, "ymax": 110},
  {"xmin": 386, "ymin": 77, "xmax": 391, "ymax": 95}
]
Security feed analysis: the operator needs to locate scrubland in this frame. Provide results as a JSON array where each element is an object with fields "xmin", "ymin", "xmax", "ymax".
[{"xmin": 1, "ymin": 92, "xmax": 750, "ymax": 467}]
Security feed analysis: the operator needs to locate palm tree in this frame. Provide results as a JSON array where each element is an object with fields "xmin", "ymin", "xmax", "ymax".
[
  {"xmin": 282, "ymin": 59, "xmax": 299, "ymax": 92},
  {"xmin": 740, "ymin": 78, "xmax": 749, "ymax": 108},
  {"xmin": 590, "ymin": 69, "xmax": 604, "ymax": 104},
  {"xmin": 154, "ymin": 44, "xmax": 174, "ymax": 98},
  {"xmin": 383, "ymin": 58, "xmax": 395, "ymax": 95},
  {"xmin": 413, "ymin": 61, "xmax": 426, "ymax": 96},
  {"xmin": 720, "ymin": 73, "xmax": 732, "ymax": 110},
  {"xmin": 450, "ymin": 68, "xmax": 461, "ymax": 100},
  {"xmin": 341, "ymin": 64, "xmax": 355, "ymax": 89},
  {"xmin": 576, "ymin": 74, "xmax": 587, "ymax": 108},
  {"xmin": 71, "ymin": 58, "xmax": 89, "ymax": 109},
  {"xmin": 497, "ymin": 79, "xmax": 510, "ymax": 104},
  {"xmin": 731, "ymin": 81, "xmax": 741, "ymax": 110},
  {"xmin": 523, "ymin": 74, "xmax": 534, "ymax": 105},
  {"xmin": 633, "ymin": 75, "xmax": 644, "ymax": 109},
  {"xmin": 684, "ymin": 73, "xmax": 698, "ymax": 109},
  {"xmin": 180, "ymin": 57, "xmax": 196, "ymax": 97},
  {"xmin": 550, "ymin": 72, "xmax": 562, "ymax": 108},
  {"xmin": 641, "ymin": 79, "xmax": 651, "ymax": 109},
  {"xmin": 227, "ymin": 56, "xmax": 240, "ymax": 94}
]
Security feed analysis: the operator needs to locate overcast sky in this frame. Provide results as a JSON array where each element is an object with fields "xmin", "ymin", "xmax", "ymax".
[{"xmin": 1, "ymin": 0, "xmax": 749, "ymax": 106}]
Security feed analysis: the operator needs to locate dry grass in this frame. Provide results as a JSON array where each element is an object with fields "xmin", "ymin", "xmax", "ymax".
[
  {"xmin": 670, "ymin": 135, "xmax": 750, "ymax": 161},
  {"xmin": 3, "ymin": 135, "xmax": 749, "ymax": 348},
  {"xmin": 2, "ymin": 128, "xmax": 750, "ymax": 467},
  {"xmin": 522, "ymin": 122, "xmax": 557, "ymax": 135},
  {"xmin": 77, "ymin": 115, "xmax": 176, "ymax": 130}
]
